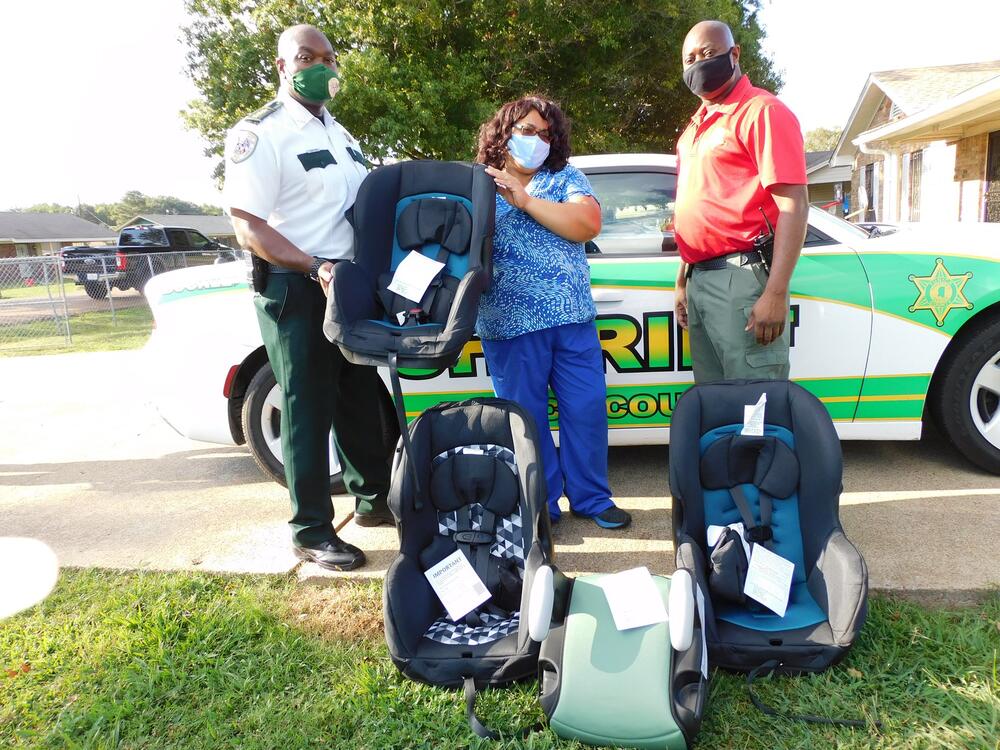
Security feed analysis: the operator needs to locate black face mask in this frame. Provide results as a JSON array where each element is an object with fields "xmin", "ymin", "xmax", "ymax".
[{"xmin": 683, "ymin": 48, "xmax": 735, "ymax": 97}]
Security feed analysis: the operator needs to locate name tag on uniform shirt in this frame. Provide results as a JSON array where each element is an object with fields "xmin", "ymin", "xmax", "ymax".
[{"xmin": 297, "ymin": 149, "xmax": 336, "ymax": 171}]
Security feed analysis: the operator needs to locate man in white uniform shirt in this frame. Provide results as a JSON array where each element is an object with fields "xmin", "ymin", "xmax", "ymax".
[{"xmin": 225, "ymin": 24, "xmax": 392, "ymax": 571}]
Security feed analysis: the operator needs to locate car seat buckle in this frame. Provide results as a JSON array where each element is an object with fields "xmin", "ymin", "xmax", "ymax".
[{"xmin": 744, "ymin": 525, "xmax": 773, "ymax": 544}]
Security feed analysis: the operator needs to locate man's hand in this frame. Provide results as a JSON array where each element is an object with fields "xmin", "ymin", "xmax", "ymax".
[
  {"xmin": 746, "ymin": 288, "xmax": 786, "ymax": 345},
  {"xmin": 317, "ymin": 261, "xmax": 334, "ymax": 297},
  {"xmin": 675, "ymin": 284, "xmax": 689, "ymax": 330}
]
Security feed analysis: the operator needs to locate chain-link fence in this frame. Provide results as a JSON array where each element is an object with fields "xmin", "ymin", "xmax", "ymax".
[
  {"xmin": 0, "ymin": 250, "xmax": 236, "ymax": 354},
  {"xmin": 0, "ymin": 257, "xmax": 71, "ymax": 351}
]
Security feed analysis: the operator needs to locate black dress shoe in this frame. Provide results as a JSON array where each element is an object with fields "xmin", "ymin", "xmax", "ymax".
[
  {"xmin": 293, "ymin": 537, "xmax": 366, "ymax": 571},
  {"xmin": 353, "ymin": 508, "xmax": 395, "ymax": 527}
]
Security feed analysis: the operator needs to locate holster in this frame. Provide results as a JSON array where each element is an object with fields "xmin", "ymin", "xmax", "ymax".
[
  {"xmin": 753, "ymin": 233, "xmax": 774, "ymax": 273},
  {"xmin": 250, "ymin": 253, "xmax": 269, "ymax": 293}
]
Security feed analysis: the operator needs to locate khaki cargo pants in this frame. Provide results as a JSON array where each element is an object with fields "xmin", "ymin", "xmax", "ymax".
[{"xmin": 686, "ymin": 261, "xmax": 790, "ymax": 383}]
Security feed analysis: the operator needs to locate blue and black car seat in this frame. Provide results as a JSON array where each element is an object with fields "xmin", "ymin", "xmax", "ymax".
[
  {"xmin": 383, "ymin": 397, "xmax": 557, "ymax": 739},
  {"xmin": 669, "ymin": 380, "xmax": 869, "ymax": 677},
  {"xmin": 323, "ymin": 160, "xmax": 494, "ymax": 372}
]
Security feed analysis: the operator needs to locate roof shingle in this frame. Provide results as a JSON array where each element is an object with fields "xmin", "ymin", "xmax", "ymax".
[
  {"xmin": 0, "ymin": 212, "xmax": 116, "ymax": 242},
  {"xmin": 873, "ymin": 60, "xmax": 1000, "ymax": 115}
]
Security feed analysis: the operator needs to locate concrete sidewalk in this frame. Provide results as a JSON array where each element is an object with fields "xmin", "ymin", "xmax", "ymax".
[{"xmin": 2, "ymin": 350, "xmax": 998, "ymax": 604}]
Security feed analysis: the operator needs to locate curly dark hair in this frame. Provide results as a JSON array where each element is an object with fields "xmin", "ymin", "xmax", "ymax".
[{"xmin": 475, "ymin": 94, "xmax": 572, "ymax": 172}]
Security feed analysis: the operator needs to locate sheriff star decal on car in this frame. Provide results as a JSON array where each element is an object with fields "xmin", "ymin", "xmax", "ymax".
[{"xmin": 908, "ymin": 258, "xmax": 973, "ymax": 326}]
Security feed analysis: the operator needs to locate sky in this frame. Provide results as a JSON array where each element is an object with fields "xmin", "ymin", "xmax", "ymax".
[{"xmin": 1, "ymin": 0, "xmax": 999, "ymax": 212}]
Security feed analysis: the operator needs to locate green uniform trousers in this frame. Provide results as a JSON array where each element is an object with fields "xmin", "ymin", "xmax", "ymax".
[
  {"xmin": 686, "ymin": 261, "xmax": 790, "ymax": 383},
  {"xmin": 255, "ymin": 272, "xmax": 390, "ymax": 547}
]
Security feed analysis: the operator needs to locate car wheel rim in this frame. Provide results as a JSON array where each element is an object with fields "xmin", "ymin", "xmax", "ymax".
[
  {"xmin": 970, "ymin": 353, "xmax": 1000, "ymax": 450},
  {"xmin": 260, "ymin": 382, "xmax": 342, "ymax": 475},
  {"xmin": 261, "ymin": 384, "xmax": 284, "ymax": 463}
]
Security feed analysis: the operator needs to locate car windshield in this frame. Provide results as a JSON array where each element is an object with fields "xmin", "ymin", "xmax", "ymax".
[
  {"xmin": 585, "ymin": 170, "xmax": 677, "ymax": 255},
  {"xmin": 807, "ymin": 208, "xmax": 871, "ymax": 242},
  {"xmin": 119, "ymin": 226, "xmax": 168, "ymax": 247}
]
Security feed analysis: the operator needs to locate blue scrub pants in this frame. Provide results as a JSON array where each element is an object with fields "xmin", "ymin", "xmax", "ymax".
[{"xmin": 481, "ymin": 321, "xmax": 614, "ymax": 520}]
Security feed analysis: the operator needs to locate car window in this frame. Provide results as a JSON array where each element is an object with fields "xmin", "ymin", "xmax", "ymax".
[
  {"xmin": 167, "ymin": 229, "xmax": 190, "ymax": 249},
  {"xmin": 803, "ymin": 227, "xmax": 836, "ymax": 248},
  {"xmin": 119, "ymin": 226, "xmax": 168, "ymax": 247},
  {"xmin": 584, "ymin": 171, "xmax": 677, "ymax": 256},
  {"xmin": 186, "ymin": 231, "xmax": 211, "ymax": 249}
]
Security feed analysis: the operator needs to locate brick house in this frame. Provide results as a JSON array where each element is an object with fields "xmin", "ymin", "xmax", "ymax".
[
  {"xmin": 0, "ymin": 212, "xmax": 116, "ymax": 259},
  {"xmin": 832, "ymin": 60, "xmax": 1000, "ymax": 223}
]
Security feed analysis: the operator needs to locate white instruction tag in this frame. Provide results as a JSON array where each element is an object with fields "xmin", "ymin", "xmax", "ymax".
[
  {"xmin": 706, "ymin": 522, "xmax": 752, "ymax": 562},
  {"xmin": 743, "ymin": 544, "xmax": 794, "ymax": 617},
  {"xmin": 741, "ymin": 393, "xmax": 767, "ymax": 436},
  {"xmin": 695, "ymin": 584, "xmax": 708, "ymax": 678},
  {"xmin": 423, "ymin": 550, "xmax": 490, "ymax": 622},
  {"xmin": 599, "ymin": 567, "xmax": 669, "ymax": 631},
  {"xmin": 387, "ymin": 251, "xmax": 446, "ymax": 303}
]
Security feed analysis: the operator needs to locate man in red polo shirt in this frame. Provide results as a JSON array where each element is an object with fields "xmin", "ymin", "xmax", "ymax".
[{"xmin": 673, "ymin": 20, "xmax": 808, "ymax": 382}]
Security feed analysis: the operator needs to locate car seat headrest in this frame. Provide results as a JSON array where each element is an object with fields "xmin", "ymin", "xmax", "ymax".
[
  {"xmin": 396, "ymin": 198, "xmax": 472, "ymax": 256},
  {"xmin": 699, "ymin": 434, "xmax": 799, "ymax": 499},
  {"xmin": 430, "ymin": 453, "xmax": 519, "ymax": 516}
]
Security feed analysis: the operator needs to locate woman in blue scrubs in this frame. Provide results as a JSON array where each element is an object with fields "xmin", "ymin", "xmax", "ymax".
[{"xmin": 475, "ymin": 95, "xmax": 631, "ymax": 530}]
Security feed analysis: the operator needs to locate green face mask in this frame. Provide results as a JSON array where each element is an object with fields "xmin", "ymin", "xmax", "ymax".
[{"xmin": 290, "ymin": 63, "xmax": 339, "ymax": 102}]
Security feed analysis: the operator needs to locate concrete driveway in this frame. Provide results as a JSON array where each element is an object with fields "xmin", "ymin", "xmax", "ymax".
[{"xmin": 2, "ymin": 349, "xmax": 998, "ymax": 602}]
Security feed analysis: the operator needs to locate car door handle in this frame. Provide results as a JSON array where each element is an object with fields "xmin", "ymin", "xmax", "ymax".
[{"xmin": 591, "ymin": 290, "xmax": 624, "ymax": 303}]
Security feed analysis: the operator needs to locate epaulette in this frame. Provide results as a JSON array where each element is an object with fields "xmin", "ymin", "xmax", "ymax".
[{"xmin": 245, "ymin": 100, "xmax": 282, "ymax": 124}]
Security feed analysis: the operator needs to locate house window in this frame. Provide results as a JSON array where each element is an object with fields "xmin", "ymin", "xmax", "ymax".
[
  {"xmin": 987, "ymin": 130, "xmax": 1000, "ymax": 223},
  {"xmin": 909, "ymin": 150, "xmax": 923, "ymax": 221},
  {"xmin": 863, "ymin": 163, "xmax": 877, "ymax": 222}
]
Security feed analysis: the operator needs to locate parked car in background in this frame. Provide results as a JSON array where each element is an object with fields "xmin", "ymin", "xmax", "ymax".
[
  {"xmin": 60, "ymin": 224, "xmax": 235, "ymax": 299},
  {"xmin": 144, "ymin": 154, "xmax": 1000, "ymax": 491}
]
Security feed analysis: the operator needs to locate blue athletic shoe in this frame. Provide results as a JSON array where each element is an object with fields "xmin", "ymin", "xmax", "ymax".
[{"xmin": 572, "ymin": 506, "xmax": 632, "ymax": 530}]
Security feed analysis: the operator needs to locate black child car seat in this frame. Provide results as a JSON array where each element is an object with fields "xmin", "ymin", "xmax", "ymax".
[
  {"xmin": 323, "ymin": 160, "xmax": 495, "ymax": 372},
  {"xmin": 382, "ymin": 397, "xmax": 557, "ymax": 738},
  {"xmin": 669, "ymin": 380, "xmax": 869, "ymax": 676}
]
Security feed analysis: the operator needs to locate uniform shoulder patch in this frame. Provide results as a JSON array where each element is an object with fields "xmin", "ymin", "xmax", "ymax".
[
  {"xmin": 230, "ymin": 131, "xmax": 258, "ymax": 163},
  {"xmin": 245, "ymin": 100, "xmax": 282, "ymax": 124}
]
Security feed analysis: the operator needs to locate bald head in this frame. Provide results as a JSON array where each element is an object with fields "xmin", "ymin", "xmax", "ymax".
[
  {"xmin": 277, "ymin": 25, "xmax": 332, "ymax": 61},
  {"xmin": 683, "ymin": 21, "xmax": 735, "ymax": 59},
  {"xmin": 275, "ymin": 24, "xmax": 338, "ymax": 107},
  {"xmin": 681, "ymin": 20, "xmax": 741, "ymax": 102}
]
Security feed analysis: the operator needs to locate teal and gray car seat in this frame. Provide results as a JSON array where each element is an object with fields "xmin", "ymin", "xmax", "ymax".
[
  {"xmin": 323, "ymin": 160, "xmax": 495, "ymax": 371},
  {"xmin": 669, "ymin": 379, "xmax": 869, "ymax": 675}
]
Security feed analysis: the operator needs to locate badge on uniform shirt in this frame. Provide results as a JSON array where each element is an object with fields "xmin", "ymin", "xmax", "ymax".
[{"xmin": 231, "ymin": 131, "xmax": 258, "ymax": 163}]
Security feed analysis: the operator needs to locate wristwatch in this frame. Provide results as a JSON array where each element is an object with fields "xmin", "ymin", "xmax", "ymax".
[{"xmin": 308, "ymin": 257, "xmax": 326, "ymax": 282}]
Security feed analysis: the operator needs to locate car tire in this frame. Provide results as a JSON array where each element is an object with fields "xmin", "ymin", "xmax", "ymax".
[
  {"xmin": 931, "ymin": 317, "xmax": 1000, "ymax": 474},
  {"xmin": 83, "ymin": 281, "xmax": 108, "ymax": 300},
  {"xmin": 241, "ymin": 362, "xmax": 347, "ymax": 494}
]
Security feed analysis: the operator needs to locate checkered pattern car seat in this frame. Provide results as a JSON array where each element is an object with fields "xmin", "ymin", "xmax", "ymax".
[{"xmin": 383, "ymin": 398, "xmax": 555, "ymax": 692}]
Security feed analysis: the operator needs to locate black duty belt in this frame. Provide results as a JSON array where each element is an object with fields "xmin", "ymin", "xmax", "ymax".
[
  {"xmin": 267, "ymin": 257, "xmax": 341, "ymax": 274},
  {"xmin": 692, "ymin": 249, "xmax": 765, "ymax": 271}
]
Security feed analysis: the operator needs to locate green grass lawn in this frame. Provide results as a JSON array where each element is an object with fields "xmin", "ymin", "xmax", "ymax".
[
  {"xmin": 0, "ymin": 281, "xmax": 75, "ymax": 301},
  {"xmin": 0, "ymin": 306, "xmax": 153, "ymax": 357},
  {"xmin": 2, "ymin": 570, "xmax": 997, "ymax": 749}
]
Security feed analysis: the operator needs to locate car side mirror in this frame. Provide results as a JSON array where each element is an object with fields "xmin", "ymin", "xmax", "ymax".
[{"xmin": 584, "ymin": 240, "xmax": 602, "ymax": 255}]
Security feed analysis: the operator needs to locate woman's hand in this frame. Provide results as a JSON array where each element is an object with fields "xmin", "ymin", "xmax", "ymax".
[{"xmin": 485, "ymin": 166, "xmax": 533, "ymax": 211}]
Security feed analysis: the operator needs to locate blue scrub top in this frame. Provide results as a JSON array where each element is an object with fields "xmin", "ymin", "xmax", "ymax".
[{"xmin": 476, "ymin": 164, "xmax": 598, "ymax": 341}]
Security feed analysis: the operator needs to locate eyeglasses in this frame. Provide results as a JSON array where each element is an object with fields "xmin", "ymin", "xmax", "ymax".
[{"xmin": 512, "ymin": 123, "xmax": 552, "ymax": 142}]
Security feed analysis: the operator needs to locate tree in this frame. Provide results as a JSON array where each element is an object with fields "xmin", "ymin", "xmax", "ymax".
[
  {"xmin": 804, "ymin": 126, "xmax": 842, "ymax": 153},
  {"xmin": 181, "ymin": 0, "xmax": 781, "ymax": 181}
]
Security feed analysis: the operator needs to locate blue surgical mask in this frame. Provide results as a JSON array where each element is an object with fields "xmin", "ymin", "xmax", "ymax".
[{"xmin": 506, "ymin": 133, "xmax": 550, "ymax": 170}]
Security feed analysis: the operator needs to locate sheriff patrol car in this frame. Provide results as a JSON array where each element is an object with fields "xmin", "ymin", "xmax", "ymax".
[{"xmin": 144, "ymin": 154, "xmax": 1000, "ymax": 489}]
